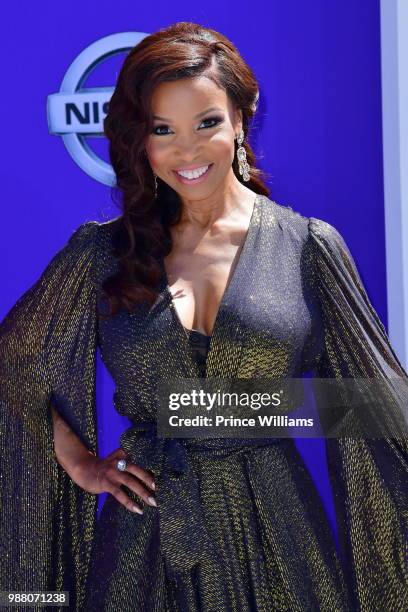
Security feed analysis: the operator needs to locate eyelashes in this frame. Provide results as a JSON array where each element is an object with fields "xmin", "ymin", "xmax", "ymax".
[
  {"xmin": 199, "ymin": 116, "xmax": 223, "ymax": 130},
  {"xmin": 151, "ymin": 116, "xmax": 223, "ymax": 136}
]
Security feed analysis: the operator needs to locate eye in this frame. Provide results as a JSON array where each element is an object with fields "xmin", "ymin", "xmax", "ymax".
[
  {"xmin": 198, "ymin": 116, "xmax": 223, "ymax": 129},
  {"xmin": 151, "ymin": 124, "xmax": 173, "ymax": 136},
  {"xmin": 151, "ymin": 116, "xmax": 223, "ymax": 136}
]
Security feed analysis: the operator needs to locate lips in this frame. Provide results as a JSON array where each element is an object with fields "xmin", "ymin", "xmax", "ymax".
[
  {"xmin": 175, "ymin": 163, "xmax": 212, "ymax": 172},
  {"xmin": 175, "ymin": 164, "xmax": 210, "ymax": 179},
  {"xmin": 173, "ymin": 163, "xmax": 214, "ymax": 184}
]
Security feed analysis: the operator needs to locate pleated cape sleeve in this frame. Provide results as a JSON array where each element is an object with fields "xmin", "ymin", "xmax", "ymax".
[
  {"xmin": 0, "ymin": 221, "xmax": 100, "ymax": 611},
  {"xmin": 308, "ymin": 217, "xmax": 408, "ymax": 610}
]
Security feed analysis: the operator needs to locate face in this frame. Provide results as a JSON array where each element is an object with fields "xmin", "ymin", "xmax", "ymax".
[{"xmin": 144, "ymin": 76, "xmax": 243, "ymax": 202}]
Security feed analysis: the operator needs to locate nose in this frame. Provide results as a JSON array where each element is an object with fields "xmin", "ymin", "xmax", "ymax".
[{"xmin": 173, "ymin": 132, "xmax": 202, "ymax": 161}]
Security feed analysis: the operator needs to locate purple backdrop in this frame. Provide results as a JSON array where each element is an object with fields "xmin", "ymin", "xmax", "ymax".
[{"xmin": 1, "ymin": 1, "xmax": 384, "ymax": 543}]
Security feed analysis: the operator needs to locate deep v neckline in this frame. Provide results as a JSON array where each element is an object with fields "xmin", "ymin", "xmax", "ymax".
[{"xmin": 162, "ymin": 192, "xmax": 260, "ymax": 345}]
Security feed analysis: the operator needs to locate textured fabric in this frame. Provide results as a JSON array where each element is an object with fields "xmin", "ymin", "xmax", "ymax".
[
  {"xmin": 0, "ymin": 223, "xmax": 98, "ymax": 612},
  {"xmin": 184, "ymin": 328, "xmax": 211, "ymax": 378},
  {"xmin": 0, "ymin": 194, "xmax": 407, "ymax": 612}
]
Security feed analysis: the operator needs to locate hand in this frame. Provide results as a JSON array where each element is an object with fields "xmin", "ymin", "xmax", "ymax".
[{"xmin": 72, "ymin": 447, "xmax": 157, "ymax": 515}]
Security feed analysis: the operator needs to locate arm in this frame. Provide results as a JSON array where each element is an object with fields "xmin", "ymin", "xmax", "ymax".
[
  {"xmin": 0, "ymin": 222, "xmax": 100, "ymax": 599},
  {"xmin": 308, "ymin": 216, "xmax": 408, "ymax": 608},
  {"xmin": 50, "ymin": 403, "xmax": 156, "ymax": 509},
  {"xmin": 50, "ymin": 403, "xmax": 95, "ymax": 481}
]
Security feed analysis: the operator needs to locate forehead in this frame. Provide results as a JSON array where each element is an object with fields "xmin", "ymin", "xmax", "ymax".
[{"xmin": 149, "ymin": 76, "xmax": 232, "ymax": 115}]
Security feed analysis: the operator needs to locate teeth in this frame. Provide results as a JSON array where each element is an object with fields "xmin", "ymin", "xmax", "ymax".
[{"xmin": 177, "ymin": 165, "xmax": 209, "ymax": 179}]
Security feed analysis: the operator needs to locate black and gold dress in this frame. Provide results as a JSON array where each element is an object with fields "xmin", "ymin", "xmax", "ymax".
[
  {"xmin": 184, "ymin": 327, "xmax": 211, "ymax": 378},
  {"xmin": 0, "ymin": 195, "xmax": 407, "ymax": 611}
]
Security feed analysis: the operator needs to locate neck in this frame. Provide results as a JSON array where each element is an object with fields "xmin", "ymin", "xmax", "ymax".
[{"xmin": 177, "ymin": 175, "xmax": 255, "ymax": 230}]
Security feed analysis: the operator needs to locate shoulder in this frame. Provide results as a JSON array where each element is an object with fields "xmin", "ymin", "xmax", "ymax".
[
  {"xmin": 306, "ymin": 217, "xmax": 361, "ymax": 288},
  {"xmin": 68, "ymin": 217, "xmax": 124, "ymax": 286},
  {"xmin": 67, "ymin": 216, "xmax": 122, "ymax": 251},
  {"xmin": 259, "ymin": 196, "xmax": 347, "ymax": 247},
  {"xmin": 307, "ymin": 216, "xmax": 350, "ymax": 261},
  {"xmin": 259, "ymin": 197, "xmax": 353, "ymax": 268},
  {"xmin": 308, "ymin": 215, "xmax": 343, "ymax": 242},
  {"xmin": 55, "ymin": 217, "xmax": 123, "ymax": 287},
  {"xmin": 260, "ymin": 195, "xmax": 309, "ymax": 242}
]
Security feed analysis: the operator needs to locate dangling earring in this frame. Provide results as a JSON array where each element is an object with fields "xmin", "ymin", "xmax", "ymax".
[
  {"xmin": 153, "ymin": 172, "xmax": 158, "ymax": 198},
  {"xmin": 236, "ymin": 130, "xmax": 250, "ymax": 182}
]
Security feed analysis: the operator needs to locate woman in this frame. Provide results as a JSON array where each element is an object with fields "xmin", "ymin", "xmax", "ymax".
[{"xmin": 0, "ymin": 21, "xmax": 407, "ymax": 612}]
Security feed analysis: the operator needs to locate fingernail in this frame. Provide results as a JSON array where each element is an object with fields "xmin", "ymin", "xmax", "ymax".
[
  {"xmin": 132, "ymin": 505, "xmax": 143, "ymax": 514},
  {"xmin": 151, "ymin": 481, "xmax": 156, "ymax": 490},
  {"xmin": 148, "ymin": 496, "xmax": 157, "ymax": 507}
]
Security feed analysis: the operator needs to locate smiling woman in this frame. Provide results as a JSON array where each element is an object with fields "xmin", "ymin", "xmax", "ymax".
[
  {"xmin": 101, "ymin": 22, "xmax": 268, "ymax": 322},
  {"xmin": 1, "ymin": 20, "xmax": 407, "ymax": 612},
  {"xmin": 146, "ymin": 77, "xmax": 241, "ymax": 195}
]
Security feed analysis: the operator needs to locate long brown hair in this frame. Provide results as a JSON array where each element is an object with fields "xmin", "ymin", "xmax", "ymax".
[{"xmin": 102, "ymin": 21, "xmax": 270, "ymax": 316}]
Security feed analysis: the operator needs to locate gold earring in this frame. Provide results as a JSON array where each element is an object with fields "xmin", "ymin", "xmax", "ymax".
[{"xmin": 236, "ymin": 130, "xmax": 250, "ymax": 182}]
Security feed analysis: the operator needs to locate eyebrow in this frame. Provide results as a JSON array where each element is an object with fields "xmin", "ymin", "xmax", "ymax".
[{"xmin": 152, "ymin": 107, "xmax": 223, "ymax": 121}]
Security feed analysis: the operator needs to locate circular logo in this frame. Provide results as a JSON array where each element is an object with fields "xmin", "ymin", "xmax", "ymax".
[{"xmin": 47, "ymin": 32, "xmax": 149, "ymax": 186}]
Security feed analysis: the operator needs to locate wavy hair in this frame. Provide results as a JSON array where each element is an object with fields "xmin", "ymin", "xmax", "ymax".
[{"xmin": 102, "ymin": 21, "xmax": 270, "ymax": 316}]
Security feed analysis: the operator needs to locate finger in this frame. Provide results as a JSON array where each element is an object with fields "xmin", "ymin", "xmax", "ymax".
[
  {"xmin": 115, "ymin": 473, "xmax": 157, "ymax": 507},
  {"xmin": 125, "ymin": 463, "xmax": 156, "ymax": 491},
  {"xmin": 105, "ymin": 451, "xmax": 131, "ymax": 475},
  {"xmin": 106, "ymin": 483, "xmax": 144, "ymax": 515},
  {"xmin": 109, "ymin": 453, "xmax": 156, "ymax": 491},
  {"xmin": 107, "ymin": 447, "xmax": 129, "ymax": 461}
]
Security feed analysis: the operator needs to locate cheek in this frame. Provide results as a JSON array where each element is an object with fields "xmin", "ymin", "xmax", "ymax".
[
  {"xmin": 145, "ymin": 138, "xmax": 169, "ymax": 170},
  {"xmin": 145, "ymin": 132, "xmax": 235, "ymax": 171},
  {"xmin": 209, "ymin": 133, "xmax": 235, "ymax": 162}
]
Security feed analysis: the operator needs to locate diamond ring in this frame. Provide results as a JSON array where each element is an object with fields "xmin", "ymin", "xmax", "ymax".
[{"xmin": 117, "ymin": 459, "xmax": 127, "ymax": 471}]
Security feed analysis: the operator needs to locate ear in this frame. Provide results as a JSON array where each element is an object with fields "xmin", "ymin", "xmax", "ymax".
[{"xmin": 234, "ymin": 107, "xmax": 243, "ymax": 135}]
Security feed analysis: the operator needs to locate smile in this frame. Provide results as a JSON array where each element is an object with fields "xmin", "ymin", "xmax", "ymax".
[{"xmin": 173, "ymin": 163, "xmax": 213, "ymax": 184}]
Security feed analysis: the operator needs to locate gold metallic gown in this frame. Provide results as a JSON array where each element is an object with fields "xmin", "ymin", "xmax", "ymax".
[{"xmin": 0, "ymin": 195, "xmax": 407, "ymax": 611}]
